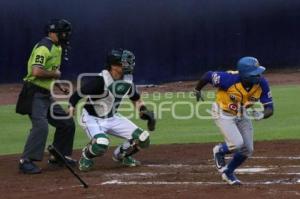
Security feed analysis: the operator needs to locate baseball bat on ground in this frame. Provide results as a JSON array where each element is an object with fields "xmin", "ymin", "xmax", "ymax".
[{"xmin": 47, "ymin": 145, "xmax": 88, "ymax": 188}]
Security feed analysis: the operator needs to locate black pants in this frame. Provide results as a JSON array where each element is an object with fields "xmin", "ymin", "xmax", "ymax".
[{"xmin": 21, "ymin": 92, "xmax": 75, "ymax": 161}]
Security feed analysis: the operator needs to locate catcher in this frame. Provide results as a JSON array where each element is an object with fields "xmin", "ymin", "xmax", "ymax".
[
  {"xmin": 194, "ymin": 56, "xmax": 274, "ymax": 185},
  {"xmin": 68, "ymin": 49, "xmax": 156, "ymax": 171}
]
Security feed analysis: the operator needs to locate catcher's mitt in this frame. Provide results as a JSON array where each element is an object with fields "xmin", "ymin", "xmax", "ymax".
[{"xmin": 140, "ymin": 108, "xmax": 156, "ymax": 131}]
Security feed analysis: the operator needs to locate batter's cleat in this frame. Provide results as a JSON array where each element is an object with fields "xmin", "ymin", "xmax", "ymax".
[
  {"xmin": 79, "ymin": 156, "xmax": 94, "ymax": 172},
  {"xmin": 19, "ymin": 159, "xmax": 41, "ymax": 174},
  {"xmin": 213, "ymin": 144, "xmax": 226, "ymax": 172},
  {"xmin": 112, "ymin": 155, "xmax": 141, "ymax": 167},
  {"xmin": 222, "ymin": 170, "xmax": 242, "ymax": 185},
  {"xmin": 48, "ymin": 155, "xmax": 77, "ymax": 168}
]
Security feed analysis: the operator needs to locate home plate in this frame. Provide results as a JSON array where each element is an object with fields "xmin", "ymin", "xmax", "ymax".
[{"xmin": 236, "ymin": 168, "xmax": 269, "ymax": 173}]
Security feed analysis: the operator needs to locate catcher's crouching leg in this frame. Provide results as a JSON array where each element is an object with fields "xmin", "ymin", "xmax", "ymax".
[
  {"xmin": 113, "ymin": 128, "xmax": 150, "ymax": 167},
  {"xmin": 79, "ymin": 134, "xmax": 109, "ymax": 171}
]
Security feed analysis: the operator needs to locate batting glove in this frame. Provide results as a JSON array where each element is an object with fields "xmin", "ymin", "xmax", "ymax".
[
  {"xmin": 194, "ymin": 88, "xmax": 204, "ymax": 102},
  {"xmin": 252, "ymin": 110, "xmax": 264, "ymax": 121}
]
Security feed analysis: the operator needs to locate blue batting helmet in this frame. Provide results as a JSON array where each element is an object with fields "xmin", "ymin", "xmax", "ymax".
[
  {"xmin": 237, "ymin": 56, "xmax": 265, "ymax": 76},
  {"xmin": 237, "ymin": 56, "xmax": 265, "ymax": 84}
]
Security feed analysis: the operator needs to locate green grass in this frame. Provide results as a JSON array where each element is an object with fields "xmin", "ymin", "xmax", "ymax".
[{"xmin": 0, "ymin": 84, "xmax": 299, "ymax": 155}]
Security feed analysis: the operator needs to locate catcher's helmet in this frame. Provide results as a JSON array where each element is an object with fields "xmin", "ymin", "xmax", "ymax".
[
  {"xmin": 237, "ymin": 56, "xmax": 265, "ymax": 84},
  {"xmin": 106, "ymin": 49, "xmax": 135, "ymax": 74},
  {"xmin": 45, "ymin": 19, "xmax": 72, "ymax": 47}
]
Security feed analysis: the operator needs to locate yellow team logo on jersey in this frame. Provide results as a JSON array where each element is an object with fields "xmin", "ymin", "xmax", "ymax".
[{"xmin": 216, "ymin": 82, "xmax": 262, "ymax": 115}]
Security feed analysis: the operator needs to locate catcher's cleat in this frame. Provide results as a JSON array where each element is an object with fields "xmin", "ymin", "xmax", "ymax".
[
  {"xmin": 79, "ymin": 156, "xmax": 94, "ymax": 172},
  {"xmin": 112, "ymin": 155, "xmax": 141, "ymax": 167},
  {"xmin": 19, "ymin": 159, "xmax": 41, "ymax": 174},
  {"xmin": 48, "ymin": 155, "xmax": 77, "ymax": 168},
  {"xmin": 222, "ymin": 170, "xmax": 242, "ymax": 185},
  {"xmin": 213, "ymin": 144, "xmax": 226, "ymax": 172}
]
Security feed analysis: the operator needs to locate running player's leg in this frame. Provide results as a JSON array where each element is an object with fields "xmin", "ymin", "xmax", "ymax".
[
  {"xmin": 212, "ymin": 103, "xmax": 244, "ymax": 184},
  {"xmin": 221, "ymin": 118, "xmax": 253, "ymax": 185},
  {"xmin": 226, "ymin": 117, "xmax": 254, "ymax": 177},
  {"xmin": 237, "ymin": 117, "xmax": 254, "ymax": 157}
]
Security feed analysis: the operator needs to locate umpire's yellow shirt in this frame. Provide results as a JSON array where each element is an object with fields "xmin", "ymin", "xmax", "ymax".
[{"xmin": 24, "ymin": 37, "xmax": 62, "ymax": 90}]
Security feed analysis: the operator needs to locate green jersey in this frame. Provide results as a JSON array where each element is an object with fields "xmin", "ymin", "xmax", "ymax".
[{"xmin": 24, "ymin": 37, "xmax": 62, "ymax": 90}]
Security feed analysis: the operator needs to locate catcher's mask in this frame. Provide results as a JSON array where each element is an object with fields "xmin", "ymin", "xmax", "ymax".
[
  {"xmin": 45, "ymin": 19, "xmax": 72, "ymax": 48},
  {"xmin": 237, "ymin": 56, "xmax": 265, "ymax": 85},
  {"xmin": 106, "ymin": 49, "xmax": 135, "ymax": 75}
]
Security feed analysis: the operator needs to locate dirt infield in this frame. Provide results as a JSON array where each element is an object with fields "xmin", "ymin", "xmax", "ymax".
[{"xmin": 1, "ymin": 141, "xmax": 300, "ymax": 199}]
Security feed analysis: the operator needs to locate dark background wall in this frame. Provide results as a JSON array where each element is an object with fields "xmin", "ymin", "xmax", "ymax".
[{"xmin": 0, "ymin": 0, "xmax": 299, "ymax": 84}]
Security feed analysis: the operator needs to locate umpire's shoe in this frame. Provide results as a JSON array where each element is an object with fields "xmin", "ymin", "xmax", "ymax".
[
  {"xmin": 19, "ymin": 159, "xmax": 41, "ymax": 174},
  {"xmin": 213, "ymin": 144, "xmax": 226, "ymax": 172},
  {"xmin": 222, "ymin": 170, "xmax": 242, "ymax": 185},
  {"xmin": 48, "ymin": 155, "xmax": 77, "ymax": 168}
]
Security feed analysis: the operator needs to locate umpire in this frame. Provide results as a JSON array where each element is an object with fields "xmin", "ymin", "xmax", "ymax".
[{"xmin": 16, "ymin": 19, "xmax": 76, "ymax": 174}]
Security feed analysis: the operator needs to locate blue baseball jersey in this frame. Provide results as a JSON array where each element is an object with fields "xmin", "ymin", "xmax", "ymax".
[{"xmin": 204, "ymin": 71, "xmax": 273, "ymax": 114}]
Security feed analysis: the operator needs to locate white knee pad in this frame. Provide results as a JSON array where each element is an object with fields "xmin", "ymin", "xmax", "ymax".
[
  {"xmin": 132, "ymin": 128, "xmax": 150, "ymax": 149},
  {"xmin": 89, "ymin": 134, "xmax": 110, "ymax": 156}
]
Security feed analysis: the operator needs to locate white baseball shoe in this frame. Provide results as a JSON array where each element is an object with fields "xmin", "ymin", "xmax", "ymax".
[
  {"xmin": 222, "ymin": 170, "xmax": 242, "ymax": 185},
  {"xmin": 213, "ymin": 144, "xmax": 226, "ymax": 172}
]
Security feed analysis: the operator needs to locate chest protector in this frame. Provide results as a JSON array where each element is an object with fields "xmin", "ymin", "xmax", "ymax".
[{"xmin": 91, "ymin": 70, "xmax": 133, "ymax": 117}]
